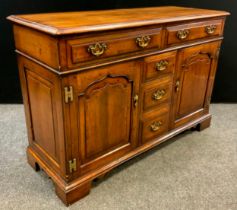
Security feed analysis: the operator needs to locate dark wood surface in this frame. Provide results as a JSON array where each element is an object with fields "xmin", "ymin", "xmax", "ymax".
[{"xmin": 8, "ymin": 6, "xmax": 229, "ymax": 206}]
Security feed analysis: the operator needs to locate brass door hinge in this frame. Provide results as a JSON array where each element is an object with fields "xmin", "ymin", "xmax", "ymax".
[
  {"xmin": 64, "ymin": 86, "xmax": 73, "ymax": 103},
  {"xmin": 69, "ymin": 158, "xmax": 77, "ymax": 173}
]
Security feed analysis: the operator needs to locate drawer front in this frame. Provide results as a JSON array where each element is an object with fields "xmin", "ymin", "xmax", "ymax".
[
  {"xmin": 66, "ymin": 27, "xmax": 163, "ymax": 68},
  {"xmin": 141, "ymin": 105, "xmax": 169, "ymax": 143},
  {"xmin": 166, "ymin": 19, "xmax": 224, "ymax": 46},
  {"xmin": 143, "ymin": 51, "xmax": 177, "ymax": 82},
  {"xmin": 142, "ymin": 76, "xmax": 172, "ymax": 111}
]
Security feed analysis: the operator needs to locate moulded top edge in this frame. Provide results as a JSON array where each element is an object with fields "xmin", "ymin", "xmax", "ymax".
[{"xmin": 7, "ymin": 6, "xmax": 230, "ymax": 36}]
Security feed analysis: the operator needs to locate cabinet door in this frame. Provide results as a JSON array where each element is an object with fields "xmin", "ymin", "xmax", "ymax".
[
  {"xmin": 63, "ymin": 62, "xmax": 140, "ymax": 176},
  {"xmin": 171, "ymin": 42, "xmax": 221, "ymax": 128}
]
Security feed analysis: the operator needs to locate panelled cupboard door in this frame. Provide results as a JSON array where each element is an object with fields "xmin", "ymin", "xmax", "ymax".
[
  {"xmin": 172, "ymin": 41, "xmax": 221, "ymax": 128},
  {"xmin": 63, "ymin": 61, "xmax": 141, "ymax": 176}
]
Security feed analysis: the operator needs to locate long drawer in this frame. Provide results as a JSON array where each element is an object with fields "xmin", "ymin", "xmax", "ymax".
[
  {"xmin": 166, "ymin": 19, "xmax": 224, "ymax": 46},
  {"xmin": 66, "ymin": 27, "xmax": 163, "ymax": 68}
]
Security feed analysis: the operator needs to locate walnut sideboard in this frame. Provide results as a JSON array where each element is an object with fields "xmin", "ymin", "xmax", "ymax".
[{"xmin": 8, "ymin": 6, "xmax": 229, "ymax": 205}]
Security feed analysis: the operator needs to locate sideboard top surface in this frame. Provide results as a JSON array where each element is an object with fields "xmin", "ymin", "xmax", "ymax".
[{"xmin": 7, "ymin": 6, "xmax": 229, "ymax": 35}]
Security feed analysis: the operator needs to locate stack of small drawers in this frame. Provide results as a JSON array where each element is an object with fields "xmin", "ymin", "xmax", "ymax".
[{"xmin": 140, "ymin": 51, "xmax": 176, "ymax": 143}]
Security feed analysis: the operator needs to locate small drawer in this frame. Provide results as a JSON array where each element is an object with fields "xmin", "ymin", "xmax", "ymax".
[
  {"xmin": 166, "ymin": 19, "xmax": 224, "ymax": 46},
  {"xmin": 143, "ymin": 51, "xmax": 177, "ymax": 82},
  {"xmin": 141, "ymin": 106, "xmax": 169, "ymax": 143},
  {"xmin": 142, "ymin": 76, "xmax": 172, "ymax": 111},
  {"xmin": 66, "ymin": 27, "xmax": 163, "ymax": 68}
]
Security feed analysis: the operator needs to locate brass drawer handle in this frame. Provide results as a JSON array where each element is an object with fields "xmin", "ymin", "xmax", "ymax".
[
  {"xmin": 177, "ymin": 29, "xmax": 190, "ymax": 40},
  {"xmin": 205, "ymin": 25, "xmax": 217, "ymax": 35},
  {"xmin": 88, "ymin": 43, "xmax": 107, "ymax": 57},
  {"xmin": 152, "ymin": 89, "xmax": 166, "ymax": 101},
  {"xmin": 136, "ymin": 35, "xmax": 151, "ymax": 48},
  {"xmin": 150, "ymin": 121, "xmax": 162, "ymax": 132},
  {"xmin": 156, "ymin": 60, "xmax": 169, "ymax": 71}
]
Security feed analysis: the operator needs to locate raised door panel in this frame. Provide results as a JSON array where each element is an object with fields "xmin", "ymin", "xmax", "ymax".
[
  {"xmin": 18, "ymin": 56, "xmax": 66, "ymax": 179},
  {"xmin": 22, "ymin": 66, "xmax": 64, "ymax": 174},
  {"xmin": 27, "ymin": 71, "xmax": 57, "ymax": 159},
  {"xmin": 172, "ymin": 41, "xmax": 221, "ymax": 128},
  {"xmin": 63, "ymin": 61, "xmax": 140, "ymax": 176},
  {"xmin": 83, "ymin": 76, "xmax": 132, "ymax": 159}
]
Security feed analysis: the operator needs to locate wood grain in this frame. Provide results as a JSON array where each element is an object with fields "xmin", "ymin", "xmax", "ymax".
[
  {"xmin": 67, "ymin": 27, "xmax": 162, "ymax": 68},
  {"xmin": 171, "ymin": 41, "xmax": 221, "ymax": 128},
  {"xmin": 13, "ymin": 25, "xmax": 59, "ymax": 69},
  {"xmin": 7, "ymin": 7, "xmax": 229, "ymax": 35},
  {"xmin": 166, "ymin": 18, "xmax": 224, "ymax": 46},
  {"xmin": 143, "ymin": 51, "xmax": 177, "ymax": 82},
  {"xmin": 63, "ymin": 61, "xmax": 141, "ymax": 177},
  {"xmin": 142, "ymin": 76, "xmax": 172, "ymax": 111}
]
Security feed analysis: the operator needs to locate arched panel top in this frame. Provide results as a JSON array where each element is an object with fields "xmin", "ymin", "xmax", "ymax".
[
  {"xmin": 80, "ymin": 74, "xmax": 132, "ymax": 97},
  {"xmin": 182, "ymin": 51, "xmax": 213, "ymax": 69}
]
